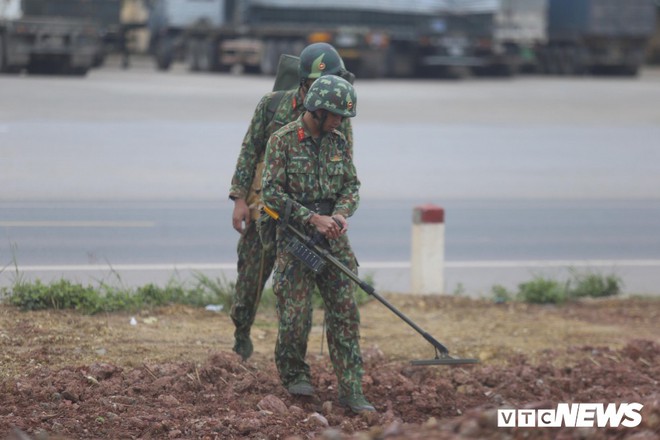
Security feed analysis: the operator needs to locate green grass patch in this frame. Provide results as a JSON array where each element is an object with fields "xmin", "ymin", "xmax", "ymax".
[
  {"xmin": 1, "ymin": 271, "xmax": 374, "ymax": 315},
  {"xmin": 2, "ymin": 273, "xmax": 236, "ymax": 315},
  {"xmin": 490, "ymin": 269, "xmax": 623, "ymax": 305},
  {"xmin": 568, "ymin": 270, "xmax": 622, "ymax": 298}
]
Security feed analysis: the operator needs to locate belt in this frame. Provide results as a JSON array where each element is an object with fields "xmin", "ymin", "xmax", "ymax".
[{"xmin": 302, "ymin": 199, "xmax": 334, "ymax": 216}]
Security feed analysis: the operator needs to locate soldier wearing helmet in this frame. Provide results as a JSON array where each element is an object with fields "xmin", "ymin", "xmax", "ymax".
[
  {"xmin": 228, "ymin": 43, "xmax": 354, "ymax": 363},
  {"xmin": 261, "ymin": 76, "xmax": 375, "ymax": 413},
  {"xmin": 298, "ymin": 42, "xmax": 355, "ymax": 84}
]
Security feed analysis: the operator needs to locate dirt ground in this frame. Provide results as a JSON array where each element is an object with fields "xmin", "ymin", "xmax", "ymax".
[{"xmin": 0, "ymin": 294, "xmax": 658, "ymax": 439}]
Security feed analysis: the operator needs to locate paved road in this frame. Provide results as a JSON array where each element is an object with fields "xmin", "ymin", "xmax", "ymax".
[{"xmin": 2, "ymin": 63, "xmax": 660, "ymax": 295}]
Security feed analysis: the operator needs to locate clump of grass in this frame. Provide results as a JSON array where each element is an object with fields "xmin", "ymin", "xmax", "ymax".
[
  {"xmin": 491, "ymin": 284, "xmax": 513, "ymax": 303},
  {"xmin": 7, "ymin": 279, "xmax": 100, "ymax": 312},
  {"xmin": 517, "ymin": 277, "xmax": 570, "ymax": 304},
  {"xmin": 490, "ymin": 270, "xmax": 623, "ymax": 305},
  {"xmin": 569, "ymin": 270, "xmax": 622, "ymax": 298},
  {"xmin": 1, "ymin": 270, "xmax": 373, "ymax": 315},
  {"xmin": 3, "ymin": 273, "xmax": 236, "ymax": 315}
]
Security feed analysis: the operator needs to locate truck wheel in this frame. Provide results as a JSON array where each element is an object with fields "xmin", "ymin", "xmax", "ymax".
[
  {"xmin": 155, "ymin": 39, "xmax": 173, "ymax": 71},
  {"xmin": 156, "ymin": 52, "xmax": 172, "ymax": 70},
  {"xmin": 0, "ymin": 34, "xmax": 5, "ymax": 73},
  {"xmin": 494, "ymin": 63, "xmax": 518, "ymax": 77},
  {"xmin": 198, "ymin": 40, "xmax": 213, "ymax": 72},
  {"xmin": 69, "ymin": 67, "xmax": 89, "ymax": 76},
  {"xmin": 188, "ymin": 40, "xmax": 201, "ymax": 71},
  {"xmin": 544, "ymin": 48, "xmax": 560, "ymax": 75},
  {"xmin": 619, "ymin": 65, "xmax": 639, "ymax": 77}
]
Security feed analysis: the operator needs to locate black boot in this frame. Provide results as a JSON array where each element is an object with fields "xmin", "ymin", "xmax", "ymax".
[
  {"xmin": 233, "ymin": 331, "xmax": 253, "ymax": 361},
  {"xmin": 339, "ymin": 394, "xmax": 376, "ymax": 413}
]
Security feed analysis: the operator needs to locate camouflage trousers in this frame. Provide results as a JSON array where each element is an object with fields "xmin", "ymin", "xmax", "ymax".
[
  {"xmin": 273, "ymin": 236, "xmax": 365, "ymax": 398},
  {"xmin": 230, "ymin": 221, "xmax": 277, "ymax": 335}
]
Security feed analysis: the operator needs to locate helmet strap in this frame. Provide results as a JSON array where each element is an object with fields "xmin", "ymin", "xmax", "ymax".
[
  {"xmin": 309, "ymin": 110, "xmax": 328, "ymax": 139},
  {"xmin": 317, "ymin": 110, "xmax": 329, "ymax": 136}
]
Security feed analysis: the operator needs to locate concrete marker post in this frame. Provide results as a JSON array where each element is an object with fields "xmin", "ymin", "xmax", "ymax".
[{"xmin": 411, "ymin": 204, "xmax": 445, "ymax": 294}]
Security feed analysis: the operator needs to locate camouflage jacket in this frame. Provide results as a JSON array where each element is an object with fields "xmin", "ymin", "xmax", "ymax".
[
  {"xmin": 262, "ymin": 114, "xmax": 360, "ymax": 230},
  {"xmin": 229, "ymin": 88, "xmax": 353, "ymax": 202}
]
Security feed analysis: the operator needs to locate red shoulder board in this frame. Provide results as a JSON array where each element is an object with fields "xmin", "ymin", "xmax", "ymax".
[{"xmin": 297, "ymin": 127, "xmax": 305, "ymax": 142}]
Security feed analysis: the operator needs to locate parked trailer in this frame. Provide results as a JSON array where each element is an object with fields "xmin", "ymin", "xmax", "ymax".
[
  {"xmin": 420, "ymin": 0, "xmax": 548, "ymax": 76},
  {"xmin": 148, "ymin": 0, "xmax": 460, "ymax": 78},
  {"xmin": 146, "ymin": 0, "xmax": 658, "ymax": 78},
  {"xmin": 539, "ymin": 0, "xmax": 656, "ymax": 75},
  {"xmin": 0, "ymin": 0, "xmax": 121, "ymax": 75},
  {"xmin": 428, "ymin": 0, "xmax": 656, "ymax": 76}
]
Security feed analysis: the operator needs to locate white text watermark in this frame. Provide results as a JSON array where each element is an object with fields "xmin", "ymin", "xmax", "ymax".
[{"xmin": 498, "ymin": 403, "xmax": 643, "ymax": 428}]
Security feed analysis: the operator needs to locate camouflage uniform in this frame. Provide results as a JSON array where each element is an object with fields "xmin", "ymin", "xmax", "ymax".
[
  {"xmin": 261, "ymin": 112, "xmax": 365, "ymax": 398},
  {"xmin": 228, "ymin": 88, "xmax": 353, "ymax": 355}
]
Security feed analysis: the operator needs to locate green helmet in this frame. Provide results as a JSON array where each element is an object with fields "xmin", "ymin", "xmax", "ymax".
[
  {"xmin": 299, "ymin": 42, "xmax": 352, "ymax": 82},
  {"xmin": 304, "ymin": 76, "xmax": 357, "ymax": 118}
]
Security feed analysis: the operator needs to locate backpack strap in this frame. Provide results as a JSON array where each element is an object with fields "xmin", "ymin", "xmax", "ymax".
[
  {"xmin": 246, "ymin": 90, "xmax": 289, "ymax": 220},
  {"xmin": 266, "ymin": 90, "xmax": 287, "ymax": 125}
]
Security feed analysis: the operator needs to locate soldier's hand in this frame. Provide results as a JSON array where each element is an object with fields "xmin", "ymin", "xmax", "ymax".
[
  {"xmin": 332, "ymin": 215, "xmax": 348, "ymax": 235},
  {"xmin": 310, "ymin": 213, "xmax": 345, "ymax": 240},
  {"xmin": 232, "ymin": 199, "xmax": 250, "ymax": 234}
]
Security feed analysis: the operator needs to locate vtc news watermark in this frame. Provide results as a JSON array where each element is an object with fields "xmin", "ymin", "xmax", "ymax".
[{"xmin": 498, "ymin": 403, "xmax": 644, "ymax": 428}]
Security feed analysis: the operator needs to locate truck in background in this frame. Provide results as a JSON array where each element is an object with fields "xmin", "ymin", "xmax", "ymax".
[
  {"xmin": 539, "ymin": 0, "xmax": 656, "ymax": 75},
  {"xmin": 0, "ymin": 0, "xmax": 122, "ymax": 75},
  {"xmin": 146, "ymin": 0, "xmax": 658, "ymax": 79},
  {"xmin": 648, "ymin": 2, "xmax": 660, "ymax": 64},
  {"xmin": 429, "ymin": 0, "xmax": 657, "ymax": 77},
  {"xmin": 147, "ymin": 0, "xmax": 465, "ymax": 78},
  {"xmin": 418, "ymin": 0, "xmax": 548, "ymax": 77}
]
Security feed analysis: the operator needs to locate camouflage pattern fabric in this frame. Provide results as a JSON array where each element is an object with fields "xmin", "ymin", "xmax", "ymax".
[
  {"xmin": 229, "ymin": 89, "xmax": 353, "ymax": 202},
  {"xmin": 304, "ymin": 76, "xmax": 357, "ymax": 118},
  {"xmin": 262, "ymin": 115, "xmax": 365, "ymax": 397},
  {"xmin": 229, "ymin": 88, "xmax": 353, "ymax": 343},
  {"xmin": 230, "ymin": 221, "xmax": 276, "ymax": 335}
]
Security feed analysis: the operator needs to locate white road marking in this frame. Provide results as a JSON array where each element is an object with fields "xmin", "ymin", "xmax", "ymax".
[
  {"xmin": 0, "ymin": 221, "xmax": 155, "ymax": 228},
  {"xmin": 11, "ymin": 263, "xmax": 237, "ymax": 272},
  {"xmin": 362, "ymin": 260, "xmax": 660, "ymax": 269}
]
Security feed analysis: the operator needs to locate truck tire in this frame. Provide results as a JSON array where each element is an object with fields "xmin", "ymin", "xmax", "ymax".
[
  {"xmin": 543, "ymin": 47, "xmax": 561, "ymax": 75},
  {"xmin": 619, "ymin": 65, "xmax": 640, "ymax": 77},
  {"xmin": 559, "ymin": 46, "xmax": 587, "ymax": 75},
  {"xmin": 68, "ymin": 59, "xmax": 89, "ymax": 76},
  {"xmin": 0, "ymin": 34, "xmax": 5, "ymax": 73},
  {"xmin": 69, "ymin": 67, "xmax": 89, "ymax": 76},
  {"xmin": 199, "ymin": 40, "xmax": 216, "ymax": 71},
  {"xmin": 155, "ymin": 38, "xmax": 173, "ymax": 71},
  {"xmin": 188, "ymin": 39, "xmax": 201, "ymax": 71}
]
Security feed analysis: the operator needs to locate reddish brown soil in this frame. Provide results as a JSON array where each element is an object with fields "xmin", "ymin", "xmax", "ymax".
[{"xmin": 1, "ymin": 295, "xmax": 658, "ymax": 439}]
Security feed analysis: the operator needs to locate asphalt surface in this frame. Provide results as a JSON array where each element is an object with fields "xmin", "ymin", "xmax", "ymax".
[{"xmin": 2, "ymin": 59, "xmax": 660, "ymax": 295}]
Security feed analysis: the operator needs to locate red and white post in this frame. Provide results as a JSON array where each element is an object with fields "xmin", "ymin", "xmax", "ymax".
[{"xmin": 411, "ymin": 204, "xmax": 445, "ymax": 294}]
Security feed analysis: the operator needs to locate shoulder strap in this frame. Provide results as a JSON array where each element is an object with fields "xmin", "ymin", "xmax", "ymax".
[{"xmin": 266, "ymin": 90, "xmax": 287, "ymax": 125}]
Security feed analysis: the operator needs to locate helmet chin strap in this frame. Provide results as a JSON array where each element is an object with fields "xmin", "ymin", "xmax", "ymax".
[{"xmin": 310, "ymin": 110, "xmax": 329, "ymax": 137}]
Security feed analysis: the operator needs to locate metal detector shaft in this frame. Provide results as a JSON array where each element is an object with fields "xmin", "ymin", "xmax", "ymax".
[
  {"xmin": 302, "ymin": 241, "xmax": 452, "ymax": 356},
  {"xmin": 263, "ymin": 206, "xmax": 461, "ymax": 359}
]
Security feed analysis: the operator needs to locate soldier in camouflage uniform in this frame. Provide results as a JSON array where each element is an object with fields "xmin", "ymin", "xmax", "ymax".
[
  {"xmin": 229, "ymin": 43, "xmax": 354, "ymax": 361},
  {"xmin": 262, "ymin": 76, "xmax": 375, "ymax": 413}
]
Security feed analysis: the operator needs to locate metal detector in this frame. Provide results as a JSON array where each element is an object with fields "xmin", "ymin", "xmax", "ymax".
[{"xmin": 264, "ymin": 206, "xmax": 479, "ymax": 366}]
